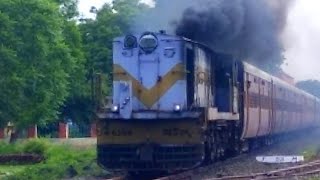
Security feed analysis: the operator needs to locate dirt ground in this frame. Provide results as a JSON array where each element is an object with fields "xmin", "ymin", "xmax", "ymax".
[{"xmin": 48, "ymin": 138, "xmax": 97, "ymax": 148}]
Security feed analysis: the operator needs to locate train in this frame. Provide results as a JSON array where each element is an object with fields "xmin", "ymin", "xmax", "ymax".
[{"xmin": 96, "ymin": 31, "xmax": 320, "ymax": 173}]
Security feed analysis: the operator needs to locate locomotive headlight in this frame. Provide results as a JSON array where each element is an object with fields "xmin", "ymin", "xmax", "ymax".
[
  {"xmin": 139, "ymin": 33, "xmax": 158, "ymax": 53},
  {"xmin": 173, "ymin": 104, "xmax": 182, "ymax": 112},
  {"xmin": 111, "ymin": 105, "xmax": 119, "ymax": 113},
  {"xmin": 124, "ymin": 35, "xmax": 137, "ymax": 49}
]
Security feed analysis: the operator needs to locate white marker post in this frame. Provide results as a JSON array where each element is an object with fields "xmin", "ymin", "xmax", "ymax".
[{"xmin": 256, "ymin": 156, "xmax": 304, "ymax": 163}]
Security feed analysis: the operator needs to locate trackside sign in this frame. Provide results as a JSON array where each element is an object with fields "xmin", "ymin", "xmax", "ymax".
[{"xmin": 256, "ymin": 156, "xmax": 304, "ymax": 163}]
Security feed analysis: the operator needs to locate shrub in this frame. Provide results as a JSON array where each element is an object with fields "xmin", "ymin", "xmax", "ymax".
[
  {"xmin": 22, "ymin": 139, "xmax": 48, "ymax": 156},
  {"xmin": 1, "ymin": 139, "xmax": 109, "ymax": 179}
]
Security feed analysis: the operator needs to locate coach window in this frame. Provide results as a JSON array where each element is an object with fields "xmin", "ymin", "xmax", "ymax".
[
  {"xmin": 279, "ymin": 87, "xmax": 282, "ymax": 110},
  {"xmin": 247, "ymin": 81, "xmax": 251, "ymax": 88}
]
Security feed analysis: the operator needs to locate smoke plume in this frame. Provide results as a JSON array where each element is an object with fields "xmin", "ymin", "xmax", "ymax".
[{"xmin": 133, "ymin": 0, "xmax": 294, "ymax": 73}]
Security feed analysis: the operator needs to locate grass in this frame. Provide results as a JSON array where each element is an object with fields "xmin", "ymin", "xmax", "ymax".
[
  {"xmin": 0, "ymin": 165, "xmax": 29, "ymax": 177},
  {"xmin": 301, "ymin": 145, "xmax": 320, "ymax": 161},
  {"xmin": 0, "ymin": 139, "xmax": 110, "ymax": 180}
]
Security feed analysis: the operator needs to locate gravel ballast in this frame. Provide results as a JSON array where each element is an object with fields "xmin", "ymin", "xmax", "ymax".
[{"xmin": 198, "ymin": 129, "xmax": 320, "ymax": 179}]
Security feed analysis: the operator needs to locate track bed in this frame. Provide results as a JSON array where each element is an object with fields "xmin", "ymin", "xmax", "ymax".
[{"xmin": 153, "ymin": 129, "xmax": 320, "ymax": 180}]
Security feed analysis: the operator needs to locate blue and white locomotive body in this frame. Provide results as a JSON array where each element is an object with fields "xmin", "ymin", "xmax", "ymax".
[{"xmin": 97, "ymin": 32, "xmax": 217, "ymax": 171}]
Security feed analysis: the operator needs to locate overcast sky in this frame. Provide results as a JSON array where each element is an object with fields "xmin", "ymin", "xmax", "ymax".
[
  {"xmin": 78, "ymin": 0, "xmax": 320, "ymax": 81},
  {"xmin": 78, "ymin": 0, "xmax": 153, "ymax": 18},
  {"xmin": 282, "ymin": 0, "xmax": 320, "ymax": 81}
]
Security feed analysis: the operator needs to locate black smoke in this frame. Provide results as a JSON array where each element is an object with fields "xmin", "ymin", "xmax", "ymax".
[{"xmin": 133, "ymin": 0, "xmax": 294, "ymax": 74}]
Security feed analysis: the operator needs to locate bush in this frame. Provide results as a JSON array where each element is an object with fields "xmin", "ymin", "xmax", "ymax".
[
  {"xmin": 1, "ymin": 139, "xmax": 109, "ymax": 179},
  {"xmin": 302, "ymin": 145, "xmax": 320, "ymax": 161},
  {"xmin": 0, "ymin": 139, "xmax": 49, "ymax": 156},
  {"xmin": 22, "ymin": 140, "xmax": 48, "ymax": 156}
]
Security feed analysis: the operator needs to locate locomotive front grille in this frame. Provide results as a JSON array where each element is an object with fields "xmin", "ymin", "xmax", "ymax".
[{"xmin": 97, "ymin": 144, "xmax": 204, "ymax": 171}]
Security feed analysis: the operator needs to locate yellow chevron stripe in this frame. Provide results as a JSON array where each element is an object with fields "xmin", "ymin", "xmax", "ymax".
[{"xmin": 113, "ymin": 63, "xmax": 185, "ymax": 108}]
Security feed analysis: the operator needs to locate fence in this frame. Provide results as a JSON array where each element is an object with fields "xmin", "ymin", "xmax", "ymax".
[{"xmin": 0, "ymin": 122, "xmax": 97, "ymax": 140}]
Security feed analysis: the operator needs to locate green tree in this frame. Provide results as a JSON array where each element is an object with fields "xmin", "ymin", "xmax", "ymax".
[
  {"xmin": 58, "ymin": 0, "xmax": 150, "ymax": 126},
  {"xmin": 79, "ymin": 0, "xmax": 149, "ymax": 87},
  {"xmin": 0, "ymin": 0, "xmax": 83, "ymax": 128},
  {"xmin": 57, "ymin": 1, "xmax": 91, "ymax": 125},
  {"xmin": 53, "ymin": 0, "xmax": 79, "ymax": 19}
]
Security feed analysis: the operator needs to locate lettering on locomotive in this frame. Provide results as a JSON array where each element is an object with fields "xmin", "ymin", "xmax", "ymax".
[
  {"xmin": 97, "ymin": 123, "xmax": 132, "ymax": 137},
  {"xmin": 162, "ymin": 128, "xmax": 193, "ymax": 138}
]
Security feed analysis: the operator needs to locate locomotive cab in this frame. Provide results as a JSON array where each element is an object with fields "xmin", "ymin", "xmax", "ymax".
[{"xmin": 96, "ymin": 32, "xmax": 241, "ymax": 172}]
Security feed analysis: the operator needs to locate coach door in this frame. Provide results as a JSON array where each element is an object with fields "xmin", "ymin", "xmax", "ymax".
[
  {"xmin": 270, "ymin": 81, "xmax": 277, "ymax": 134},
  {"xmin": 256, "ymin": 78, "xmax": 271, "ymax": 137},
  {"xmin": 242, "ymin": 73, "xmax": 259, "ymax": 138}
]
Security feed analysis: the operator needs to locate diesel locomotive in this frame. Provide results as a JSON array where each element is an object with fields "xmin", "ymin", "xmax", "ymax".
[{"xmin": 96, "ymin": 31, "xmax": 320, "ymax": 172}]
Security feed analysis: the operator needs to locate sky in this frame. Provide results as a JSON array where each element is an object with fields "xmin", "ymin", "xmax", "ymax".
[
  {"xmin": 282, "ymin": 0, "xmax": 320, "ymax": 81},
  {"xmin": 78, "ymin": 0, "xmax": 107, "ymax": 19},
  {"xmin": 78, "ymin": 0, "xmax": 153, "ymax": 19},
  {"xmin": 78, "ymin": 0, "xmax": 320, "ymax": 81}
]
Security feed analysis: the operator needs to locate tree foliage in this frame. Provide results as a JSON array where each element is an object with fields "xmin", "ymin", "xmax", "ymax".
[
  {"xmin": 78, "ymin": 0, "xmax": 148, "ymax": 105},
  {"xmin": 0, "ymin": 0, "xmax": 84, "ymax": 128},
  {"xmin": 56, "ymin": 0, "xmax": 91, "ymax": 124},
  {"xmin": 80, "ymin": 0, "xmax": 148, "ymax": 74},
  {"xmin": 59, "ymin": 0, "xmax": 149, "ymax": 125},
  {"xmin": 0, "ymin": 0, "xmax": 150, "ymax": 128},
  {"xmin": 53, "ymin": 0, "xmax": 79, "ymax": 19},
  {"xmin": 296, "ymin": 80, "xmax": 320, "ymax": 98}
]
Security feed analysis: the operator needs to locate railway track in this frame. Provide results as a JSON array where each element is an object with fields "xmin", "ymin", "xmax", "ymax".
[
  {"xmin": 208, "ymin": 160, "xmax": 320, "ymax": 180},
  {"xmin": 154, "ymin": 165, "xmax": 212, "ymax": 180},
  {"xmin": 154, "ymin": 160, "xmax": 320, "ymax": 180},
  {"xmin": 105, "ymin": 130, "xmax": 320, "ymax": 180},
  {"xmin": 105, "ymin": 160, "xmax": 320, "ymax": 180}
]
